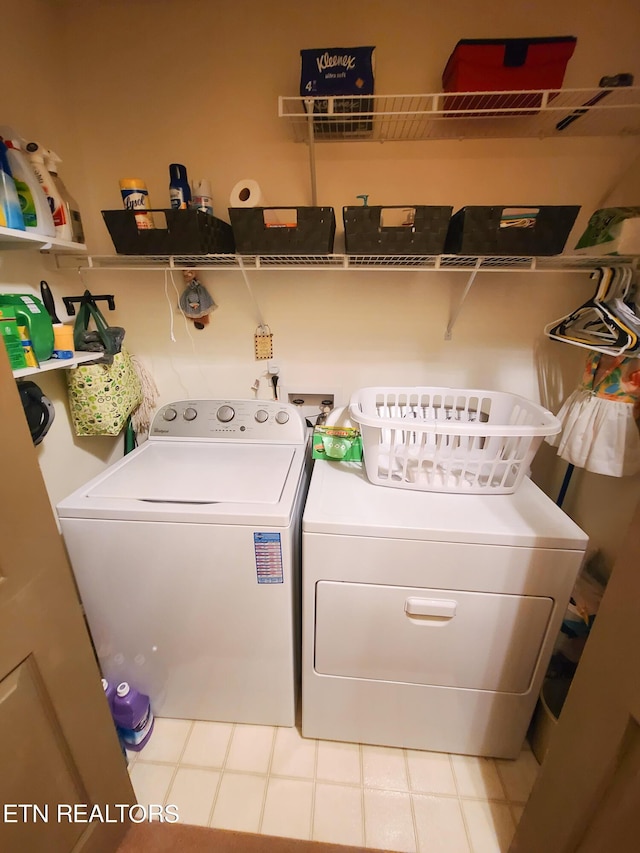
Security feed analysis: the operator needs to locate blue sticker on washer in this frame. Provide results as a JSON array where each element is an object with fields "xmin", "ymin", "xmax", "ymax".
[{"xmin": 254, "ymin": 532, "xmax": 284, "ymax": 584}]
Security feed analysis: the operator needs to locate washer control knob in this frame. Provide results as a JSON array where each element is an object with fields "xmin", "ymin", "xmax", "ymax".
[
  {"xmin": 217, "ymin": 405, "xmax": 235, "ymax": 423},
  {"xmin": 275, "ymin": 410, "xmax": 290, "ymax": 425},
  {"xmin": 163, "ymin": 407, "xmax": 177, "ymax": 421},
  {"xmin": 183, "ymin": 407, "xmax": 198, "ymax": 421},
  {"xmin": 255, "ymin": 409, "xmax": 269, "ymax": 423}
]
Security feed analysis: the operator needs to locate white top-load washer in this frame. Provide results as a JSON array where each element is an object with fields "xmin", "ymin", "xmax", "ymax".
[
  {"xmin": 57, "ymin": 399, "xmax": 310, "ymax": 727},
  {"xmin": 302, "ymin": 461, "xmax": 588, "ymax": 758}
]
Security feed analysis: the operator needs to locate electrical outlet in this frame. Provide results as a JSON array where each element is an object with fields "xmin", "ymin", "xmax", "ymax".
[{"xmin": 287, "ymin": 392, "xmax": 335, "ymax": 425}]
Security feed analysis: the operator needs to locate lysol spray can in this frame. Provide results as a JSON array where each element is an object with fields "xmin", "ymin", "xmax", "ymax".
[{"xmin": 119, "ymin": 178, "xmax": 154, "ymax": 229}]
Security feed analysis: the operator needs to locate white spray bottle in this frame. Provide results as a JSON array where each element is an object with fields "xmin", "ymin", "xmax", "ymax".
[
  {"xmin": 0, "ymin": 140, "xmax": 25, "ymax": 231},
  {"xmin": 3, "ymin": 138, "xmax": 55, "ymax": 237},
  {"xmin": 24, "ymin": 141, "xmax": 70, "ymax": 240},
  {"xmin": 191, "ymin": 178, "xmax": 213, "ymax": 215},
  {"xmin": 45, "ymin": 149, "xmax": 85, "ymax": 244}
]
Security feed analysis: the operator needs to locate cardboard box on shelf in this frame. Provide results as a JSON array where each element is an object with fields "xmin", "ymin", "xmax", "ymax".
[
  {"xmin": 574, "ymin": 207, "xmax": 640, "ymax": 255},
  {"xmin": 300, "ymin": 46, "xmax": 375, "ymax": 135},
  {"xmin": 442, "ymin": 36, "xmax": 577, "ymax": 116}
]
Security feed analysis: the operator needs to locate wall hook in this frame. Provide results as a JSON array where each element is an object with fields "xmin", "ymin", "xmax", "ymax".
[{"xmin": 63, "ymin": 293, "xmax": 116, "ymax": 316}]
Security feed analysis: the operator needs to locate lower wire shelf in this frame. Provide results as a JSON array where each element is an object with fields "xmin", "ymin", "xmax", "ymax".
[
  {"xmin": 50, "ymin": 252, "xmax": 639, "ymax": 343},
  {"xmin": 53, "ymin": 252, "xmax": 639, "ymax": 273}
]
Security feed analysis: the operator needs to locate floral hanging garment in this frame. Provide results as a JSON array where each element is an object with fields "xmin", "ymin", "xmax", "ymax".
[{"xmin": 547, "ymin": 351, "xmax": 640, "ymax": 476}]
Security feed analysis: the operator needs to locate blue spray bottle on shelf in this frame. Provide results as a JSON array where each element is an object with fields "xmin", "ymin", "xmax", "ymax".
[
  {"xmin": 169, "ymin": 163, "xmax": 191, "ymax": 209},
  {"xmin": 0, "ymin": 140, "xmax": 25, "ymax": 230}
]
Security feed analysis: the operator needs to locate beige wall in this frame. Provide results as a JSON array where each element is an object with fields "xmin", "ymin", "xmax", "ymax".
[{"xmin": 3, "ymin": 0, "xmax": 640, "ymax": 567}]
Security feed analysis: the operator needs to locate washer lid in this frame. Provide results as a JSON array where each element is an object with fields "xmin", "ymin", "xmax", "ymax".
[{"xmin": 87, "ymin": 443, "xmax": 295, "ymax": 504}]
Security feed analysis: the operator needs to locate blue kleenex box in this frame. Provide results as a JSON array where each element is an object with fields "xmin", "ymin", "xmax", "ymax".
[{"xmin": 300, "ymin": 46, "xmax": 375, "ymax": 135}]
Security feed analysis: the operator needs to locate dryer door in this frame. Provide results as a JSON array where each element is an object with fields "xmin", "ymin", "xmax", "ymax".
[{"xmin": 314, "ymin": 581, "xmax": 553, "ymax": 693}]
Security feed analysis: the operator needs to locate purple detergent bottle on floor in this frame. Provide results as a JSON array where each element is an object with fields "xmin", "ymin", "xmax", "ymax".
[
  {"xmin": 103, "ymin": 677, "xmax": 128, "ymax": 760},
  {"xmin": 102, "ymin": 677, "xmax": 116, "ymax": 708},
  {"xmin": 111, "ymin": 682, "xmax": 154, "ymax": 752}
]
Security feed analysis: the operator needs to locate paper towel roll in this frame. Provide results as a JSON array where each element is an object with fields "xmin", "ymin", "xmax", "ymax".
[{"xmin": 229, "ymin": 179, "xmax": 264, "ymax": 208}]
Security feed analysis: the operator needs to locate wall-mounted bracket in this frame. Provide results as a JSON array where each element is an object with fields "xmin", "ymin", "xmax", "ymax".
[
  {"xmin": 304, "ymin": 97, "xmax": 318, "ymax": 206},
  {"xmin": 63, "ymin": 293, "xmax": 116, "ymax": 316},
  {"xmin": 445, "ymin": 260, "xmax": 481, "ymax": 340}
]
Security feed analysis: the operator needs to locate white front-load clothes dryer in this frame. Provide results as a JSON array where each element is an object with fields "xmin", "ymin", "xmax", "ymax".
[
  {"xmin": 57, "ymin": 399, "xmax": 310, "ymax": 727},
  {"xmin": 301, "ymin": 460, "xmax": 588, "ymax": 758}
]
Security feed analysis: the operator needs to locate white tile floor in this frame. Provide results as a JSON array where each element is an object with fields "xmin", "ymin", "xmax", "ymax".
[{"xmin": 128, "ymin": 717, "xmax": 540, "ymax": 852}]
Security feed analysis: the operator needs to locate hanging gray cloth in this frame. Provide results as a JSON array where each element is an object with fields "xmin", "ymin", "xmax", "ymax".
[{"xmin": 179, "ymin": 272, "xmax": 217, "ymax": 329}]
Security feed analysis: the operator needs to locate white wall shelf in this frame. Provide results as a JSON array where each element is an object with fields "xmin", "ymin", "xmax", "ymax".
[
  {"xmin": 54, "ymin": 252, "xmax": 638, "ymax": 273},
  {"xmin": 280, "ymin": 88, "xmax": 640, "ymax": 206},
  {"xmin": 279, "ymin": 88, "xmax": 640, "ymax": 143},
  {"xmin": 54, "ymin": 252, "xmax": 639, "ymax": 341},
  {"xmin": 0, "ymin": 224, "xmax": 87, "ymax": 253},
  {"xmin": 13, "ymin": 352, "xmax": 102, "ymax": 379}
]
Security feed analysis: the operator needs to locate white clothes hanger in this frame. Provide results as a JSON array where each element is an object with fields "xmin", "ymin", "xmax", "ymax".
[{"xmin": 545, "ymin": 265, "xmax": 639, "ymax": 356}]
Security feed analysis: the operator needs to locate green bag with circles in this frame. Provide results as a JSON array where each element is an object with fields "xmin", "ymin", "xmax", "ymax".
[{"xmin": 67, "ymin": 349, "xmax": 143, "ymax": 436}]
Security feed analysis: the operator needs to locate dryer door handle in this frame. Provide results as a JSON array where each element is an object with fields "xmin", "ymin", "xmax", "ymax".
[{"xmin": 404, "ymin": 597, "xmax": 457, "ymax": 620}]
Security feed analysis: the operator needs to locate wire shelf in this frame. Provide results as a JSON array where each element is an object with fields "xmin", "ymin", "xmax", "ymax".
[
  {"xmin": 55, "ymin": 253, "xmax": 640, "ymax": 273},
  {"xmin": 278, "ymin": 88, "xmax": 640, "ymax": 141}
]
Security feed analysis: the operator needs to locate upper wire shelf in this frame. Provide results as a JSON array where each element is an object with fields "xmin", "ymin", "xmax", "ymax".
[{"xmin": 278, "ymin": 88, "xmax": 640, "ymax": 141}]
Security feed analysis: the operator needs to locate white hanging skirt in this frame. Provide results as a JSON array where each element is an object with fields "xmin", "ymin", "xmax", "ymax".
[{"xmin": 546, "ymin": 389, "xmax": 640, "ymax": 477}]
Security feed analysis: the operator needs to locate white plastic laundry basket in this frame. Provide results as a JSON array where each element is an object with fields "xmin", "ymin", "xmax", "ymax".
[{"xmin": 349, "ymin": 386, "xmax": 561, "ymax": 494}]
